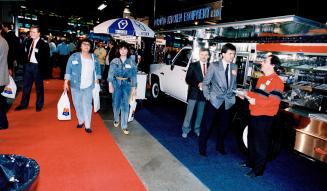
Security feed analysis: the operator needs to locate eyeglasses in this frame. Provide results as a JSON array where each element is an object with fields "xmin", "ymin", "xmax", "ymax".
[{"xmin": 82, "ymin": 42, "xmax": 91, "ymax": 46}]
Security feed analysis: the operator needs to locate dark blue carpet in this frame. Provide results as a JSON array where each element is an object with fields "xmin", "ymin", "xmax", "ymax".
[{"xmin": 135, "ymin": 97, "xmax": 327, "ymax": 191}]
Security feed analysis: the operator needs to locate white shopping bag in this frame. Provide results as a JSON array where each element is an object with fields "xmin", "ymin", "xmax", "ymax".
[
  {"xmin": 1, "ymin": 76, "xmax": 17, "ymax": 99},
  {"xmin": 57, "ymin": 90, "xmax": 71, "ymax": 120},
  {"xmin": 92, "ymin": 83, "xmax": 101, "ymax": 112},
  {"xmin": 128, "ymin": 95, "xmax": 137, "ymax": 122}
]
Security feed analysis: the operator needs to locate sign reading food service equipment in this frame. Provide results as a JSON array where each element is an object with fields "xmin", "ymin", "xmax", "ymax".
[{"xmin": 154, "ymin": 1, "xmax": 222, "ymax": 28}]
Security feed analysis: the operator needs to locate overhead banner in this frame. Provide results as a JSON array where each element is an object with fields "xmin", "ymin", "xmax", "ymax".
[{"xmin": 154, "ymin": 1, "xmax": 222, "ymax": 29}]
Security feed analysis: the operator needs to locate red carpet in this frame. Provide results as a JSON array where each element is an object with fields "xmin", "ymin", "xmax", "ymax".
[{"xmin": 0, "ymin": 80, "xmax": 146, "ymax": 191}]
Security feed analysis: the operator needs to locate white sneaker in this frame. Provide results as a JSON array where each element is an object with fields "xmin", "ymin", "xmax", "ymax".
[
  {"xmin": 182, "ymin": 133, "xmax": 188, "ymax": 138},
  {"xmin": 113, "ymin": 121, "xmax": 119, "ymax": 128},
  {"xmin": 122, "ymin": 128, "xmax": 129, "ymax": 135}
]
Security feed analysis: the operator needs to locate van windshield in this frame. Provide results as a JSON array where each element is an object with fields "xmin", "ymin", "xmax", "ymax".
[{"xmin": 174, "ymin": 49, "xmax": 191, "ymax": 67}]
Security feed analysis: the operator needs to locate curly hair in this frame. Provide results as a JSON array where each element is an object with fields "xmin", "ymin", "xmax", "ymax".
[
  {"xmin": 116, "ymin": 41, "xmax": 131, "ymax": 58},
  {"xmin": 77, "ymin": 38, "xmax": 94, "ymax": 53}
]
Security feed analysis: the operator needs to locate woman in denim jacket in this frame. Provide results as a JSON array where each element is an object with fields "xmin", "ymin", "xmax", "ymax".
[
  {"xmin": 64, "ymin": 38, "xmax": 101, "ymax": 133},
  {"xmin": 108, "ymin": 41, "xmax": 137, "ymax": 135}
]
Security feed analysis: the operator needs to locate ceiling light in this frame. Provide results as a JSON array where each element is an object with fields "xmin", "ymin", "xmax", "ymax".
[
  {"xmin": 20, "ymin": 5, "xmax": 26, "ymax": 9},
  {"xmin": 97, "ymin": 3, "xmax": 107, "ymax": 11}
]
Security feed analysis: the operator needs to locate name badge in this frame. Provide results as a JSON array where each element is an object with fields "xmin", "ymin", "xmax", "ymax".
[
  {"xmin": 72, "ymin": 60, "xmax": 78, "ymax": 65},
  {"xmin": 125, "ymin": 64, "xmax": 131, "ymax": 68},
  {"xmin": 259, "ymin": 84, "xmax": 266, "ymax": 90},
  {"xmin": 34, "ymin": 48, "xmax": 39, "ymax": 53}
]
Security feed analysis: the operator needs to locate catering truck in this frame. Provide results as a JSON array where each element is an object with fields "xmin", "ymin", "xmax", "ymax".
[{"xmin": 149, "ymin": 15, "xmax": 327, "ymax": 164}]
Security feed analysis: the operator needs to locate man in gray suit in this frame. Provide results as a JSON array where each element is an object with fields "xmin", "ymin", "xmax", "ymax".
[
  {"xmin": 0, "ymin": 22, "xmax": 9, "ymax": 129},
  {"xmin": 199, "ymin": 43, "xmax": 237, "ymax": 156}
]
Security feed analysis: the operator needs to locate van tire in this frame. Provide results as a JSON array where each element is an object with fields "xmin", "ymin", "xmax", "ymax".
[{"xmin": 151, "ymin": 81, "xmax": 161, "ymax": 99}]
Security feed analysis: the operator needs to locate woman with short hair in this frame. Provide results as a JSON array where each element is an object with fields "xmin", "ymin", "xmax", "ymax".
[{"xmin": 64, "ymin": 38, "xmax": 101, "ymax": 133}]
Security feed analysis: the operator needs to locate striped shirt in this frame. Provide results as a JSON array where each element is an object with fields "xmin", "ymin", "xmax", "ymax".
[{"xmin": 248, "ymin": 73, "xmax": 284, "ymax": 116}]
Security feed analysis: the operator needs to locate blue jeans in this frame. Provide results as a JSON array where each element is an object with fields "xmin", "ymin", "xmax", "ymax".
[
  {"xmin": 112, "ymin": 80, "xmax": 131, "ymax": 129},
  {"xmin": 100, "ymin": 65, "xmax": 104, "ymax": 77},
  {"xmin": 182, "ymin": 99, "xmax": 206, "ymax": 134},
  {"xmin": 71, "ymin": 86, "xmax": 93, "ymax": 129}
]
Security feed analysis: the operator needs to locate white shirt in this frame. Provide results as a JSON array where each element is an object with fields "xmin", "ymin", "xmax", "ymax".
[
  {"xmin": 29, "ymin": 37, "xmax": 40, "ymax": 64},
  {"xmin": 222, "ymin": 59, "xmax": 230, "ymax": 85},
  {"xmin": 80, "ymin": 56, "xmax": 94, "ymax": 89},
  {"xmin": 49, "ymin": 42, "xmax": 57, "ymax": 56}
]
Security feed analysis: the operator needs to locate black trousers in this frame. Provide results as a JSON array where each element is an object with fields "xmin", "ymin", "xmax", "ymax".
[
  {"xmin": 20, "ymin": 63, "xmax": 44, "ymax": 108},
  {"xmin": 198, "ymin": 102, "xmax": 231, "ymax": 153},
  {"xmin": 58, "ymin": 55, "xmax": 69, "ymax": 79},
  {"xmin": 247, "ymin": 115, "xmax": 274, "ymax": 174},
  {"xmin": 0, "ymin": 86, "xmax": 8, "ymax": 128}
]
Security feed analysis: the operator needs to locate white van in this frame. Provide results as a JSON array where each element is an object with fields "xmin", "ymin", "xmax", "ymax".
[{"xmin": 149, "ymin": 46, "xmax": 192, "ymax": 103}]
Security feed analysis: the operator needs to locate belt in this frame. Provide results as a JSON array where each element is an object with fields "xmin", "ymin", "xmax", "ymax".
[{"xmin": 115, "ymin": 77, "xmax": 129, "ymax": 81}]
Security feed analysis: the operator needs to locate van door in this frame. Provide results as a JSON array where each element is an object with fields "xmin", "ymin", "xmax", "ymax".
[{"xmin": 165, "ymin": 48, "xmax": 192, "ymax": 102}]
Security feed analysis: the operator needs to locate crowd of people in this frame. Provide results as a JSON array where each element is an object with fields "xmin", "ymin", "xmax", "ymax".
[
  {"xmin": 1, "ymin": 24, "xmax": 285, "ymax": 178},
  {"xmin": 0, "ymin": 24, "xmax": 140, "ymax": 133}
]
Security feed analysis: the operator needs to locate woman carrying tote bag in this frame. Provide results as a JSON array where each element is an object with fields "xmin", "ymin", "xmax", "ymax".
[{"xmin": 64, "ymin": 38, "xmax": 101, "ymax": 133}]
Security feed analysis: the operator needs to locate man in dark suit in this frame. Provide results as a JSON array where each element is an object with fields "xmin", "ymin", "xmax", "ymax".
[
  {"xmin": 15, "ymin": 26, "xmax": 50, "ymax": 112},
  {"xmin": 181, "ymin": 48, "xmax": 210, "ymax": 138},
  {"xmin": 199, "ymin": 43, "xmax": 237, "ymax": 156}
]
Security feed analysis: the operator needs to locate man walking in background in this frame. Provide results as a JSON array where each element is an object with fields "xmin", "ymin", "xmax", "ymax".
[{"xmin": 57, "ymin": 38, "xmax": 70, "ymax": 79}]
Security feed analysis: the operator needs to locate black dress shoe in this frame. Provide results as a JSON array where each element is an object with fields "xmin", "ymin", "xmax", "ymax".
[
  {"xmin": 15, "ymin": 105, "xmax": 27, "ymax": 111},
  {"xmin": 0, "ymin": 126, "xmax": 8, "ymax": 130},
  {"xmin": 246, "ymin": 170, "xmax": 263, "ymax": 178},
  {"xmin": 85, "ymin": 128, "xmax": 92, "ymax": 133},
  {"xmin": 36, "ymin": 107, "xmax": 42, "ymax": 112},
  {"xmin": 77, "ymin": 124, "xmax": 84, "ymax": 128},
  {"xmin": 217, "ymin": 147, "xmax": 227, "ymax": 155},
  {"xmin": 199, "ymin": 150, "xmax": 207, "ymax": 157},
  {"xmin": 239, "ymin": 161, "xmax": 252, "ymax": 168}
]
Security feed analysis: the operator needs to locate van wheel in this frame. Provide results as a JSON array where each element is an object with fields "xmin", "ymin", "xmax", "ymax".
[
  {"xmin": 242, "ymin": 125, "xmax": 248, "ymax": 150},
  {"xmin": 151, "ymin": 81, "xmax": 161, "ymax": 99}
]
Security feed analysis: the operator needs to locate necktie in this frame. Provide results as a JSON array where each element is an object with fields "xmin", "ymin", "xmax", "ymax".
[
  {"xmin": 28, "ymin": 40, "xmax": 35, "ymax": 61},
  {"xmin": 202, "ymin": 63, "xmax": 206, "ymax": 76},
  {"xmin": 225, "ymin": 64, "xmax": 229, "ymax": 87}
]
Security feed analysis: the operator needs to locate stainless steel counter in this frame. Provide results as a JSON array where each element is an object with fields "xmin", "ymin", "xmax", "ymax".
[{"xmin": 283, "ymin": 108, "xmax": 327, "ymax": 163}]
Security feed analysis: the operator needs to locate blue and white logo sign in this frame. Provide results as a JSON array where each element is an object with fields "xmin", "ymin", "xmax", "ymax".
[
  {"xmin": 94, "ymin": 18, "xmax": 155, "ymax": 38},
  {"xmin": 118, "ymin": 20, "xmax": 129, "ymax": 29}
]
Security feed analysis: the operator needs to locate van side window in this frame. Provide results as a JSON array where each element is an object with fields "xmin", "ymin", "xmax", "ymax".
[{"xmin": 174, "ymin": 49, "xmax": 191, "ymax": 67}]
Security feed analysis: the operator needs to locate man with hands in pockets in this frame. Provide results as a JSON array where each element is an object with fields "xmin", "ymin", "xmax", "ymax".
[{"xmin": 198, "ymin": 43, "xmax": 238, "ymax": 156}]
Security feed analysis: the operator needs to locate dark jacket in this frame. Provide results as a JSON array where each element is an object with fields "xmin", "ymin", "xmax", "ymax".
[
  {"xmin": 3, "ymin": 31, "xmax": 22, "ymax": 70},
  {"xmin": 185, "ymin": 61, "xmax": 208, "ymax": 101},
  {"xmin": 25, "ymin": 38, "xmax": 50, "ymax": 75}
]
